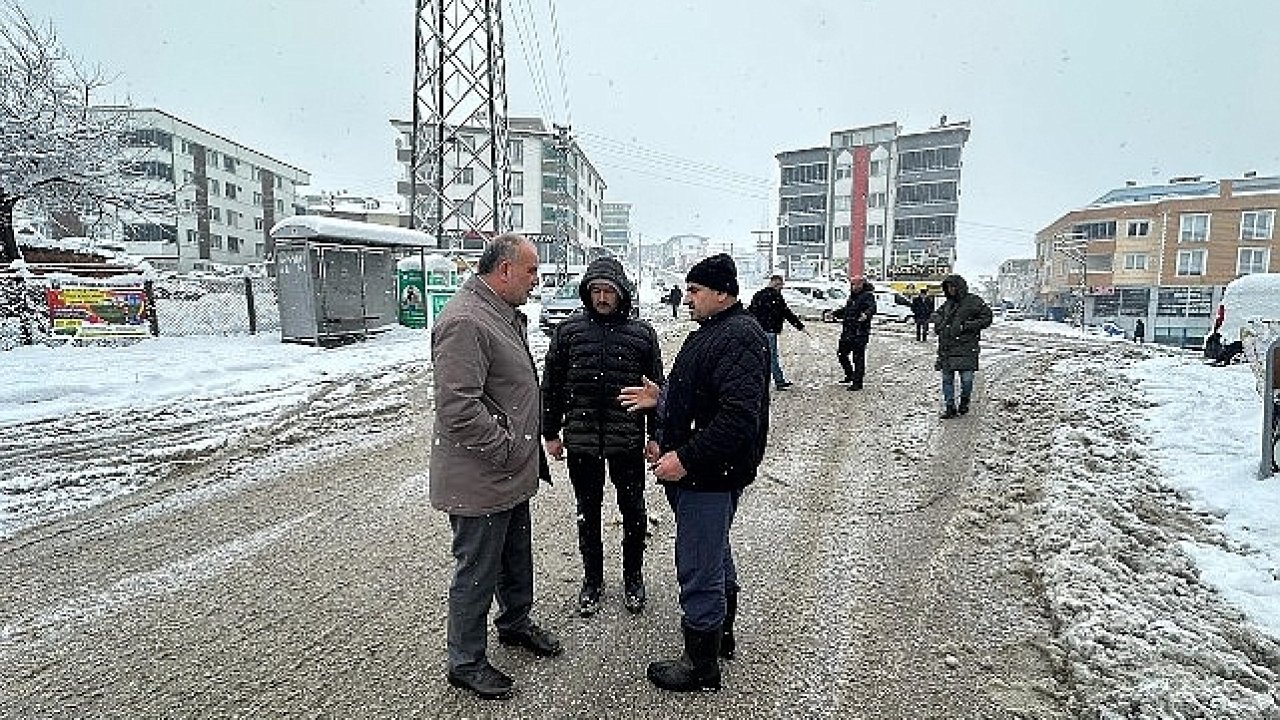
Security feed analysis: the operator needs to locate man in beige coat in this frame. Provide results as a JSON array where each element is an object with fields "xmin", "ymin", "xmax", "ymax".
[{"xmin": 430, "ymin": 233, "xmax": 561, "ymax": 700}]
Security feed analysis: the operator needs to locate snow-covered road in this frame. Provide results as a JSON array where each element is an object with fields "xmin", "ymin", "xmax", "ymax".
[{"xmin": 1, "ymin": 315, "xmax": 1277, "ymax": 718}]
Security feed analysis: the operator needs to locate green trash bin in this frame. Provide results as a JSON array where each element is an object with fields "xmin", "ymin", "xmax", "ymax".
[{"xmin": 397, "ymin": 258, "xmax": 427, "ymax": 329}]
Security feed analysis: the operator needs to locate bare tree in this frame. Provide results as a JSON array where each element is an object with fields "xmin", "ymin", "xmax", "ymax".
[{"xmin": 0, "ymin": 2, "xmax": 172, "ymax": 262}]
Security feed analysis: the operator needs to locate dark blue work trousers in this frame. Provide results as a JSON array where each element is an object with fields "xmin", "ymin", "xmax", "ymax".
[{"xmin": 664, "ymin": 484, "xmax": 740, "ymax": 632}]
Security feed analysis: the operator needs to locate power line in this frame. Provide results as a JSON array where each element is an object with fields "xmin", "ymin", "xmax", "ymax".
[
  {"xmin": 506, "ymin": 0, "xmax": 555, "ymax": 123},
  {"xmin": 591, "ymin": 156, "xmax": 771, "ymax": 200},
  {"xmin": 544, "ymin": 0, "xmax": 572, "ymax": 126},
  {"xmin": 578, "ymin": 131, "xmax": 773, "ymax": 189}
]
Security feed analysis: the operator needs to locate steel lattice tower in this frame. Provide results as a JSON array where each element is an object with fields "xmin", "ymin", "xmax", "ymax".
[{"xmin": 410, "ymin": 0, "xmax": 511, "ymax": 247}]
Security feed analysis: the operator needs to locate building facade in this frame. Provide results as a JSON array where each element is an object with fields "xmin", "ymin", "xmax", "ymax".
[
  {"xmin": 775, "ymin": 117, "xmax": 970, "ymax": 282},
  {"xmin": 392, "ymin": 116, "xmax": 606, "ymax": 266},
  {"xmin": 995, "ymin": 258, "xmax": 1038, "ymax": 310},
  {"xmin": 601, "ymin": 201, "xmax": 632, "ymax": 257},
  {"xmin": 87, "ymin": 107, "xmax": 310, "ymax": 272},
  {"xmin": 1036, "ymin": 174, "xmax": 1280, "ymax": 347}
]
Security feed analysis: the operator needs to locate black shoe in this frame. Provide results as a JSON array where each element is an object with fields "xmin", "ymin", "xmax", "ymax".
[
  {"xmin": 846, "ymin": 382, "xmax": 863, "ymax": 391},
  {"xmin": 775, "ymin": 381, "xmax": 794, "ymax": 391},
  {"xmin": 838, "ymin": 376, "xmax": 854, "ymax": 384},
  {"xmin": 958, "ymin": 397, "xmax": 970, "ymax": 415},
  {"xmin": 623, "ymin": 576, "xmax": 647, "ymax": 614},
  {"xmin": 941, "ymin": 403, "xmax": 958, "ymax": 419},
  {"xmin": 648, "ymin": 623, "xmax": 722, "ymax": 692},
  {"xmin": 497, "ymin": 624, "xmax": 563, "ymax": 657},
  {"xmin": 447, "ymin": 661, "xmax": 513, "ymax": 700},
  {"xmin": 578, "ymin": 582, "xmax": 602, "ymax": 617}
]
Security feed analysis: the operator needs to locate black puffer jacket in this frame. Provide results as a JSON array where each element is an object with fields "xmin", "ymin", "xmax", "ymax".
[
  {"xmin": 833, "ymin": 282, "xmax": 877, "ymax": 341},
  {"xmin": 660, "ymin": 302, "xmax": 769, "ymax": 493},
  {"xmin": 748, "ymin": 286, "xmax": 804, "ymax": 334},
  {"xmin": 542, "ymin": 257, "xmax": 664, "ymax": 458},
  {"xmin": 932, "ymin": 274, "xmax": 993, "ymax": 372}
]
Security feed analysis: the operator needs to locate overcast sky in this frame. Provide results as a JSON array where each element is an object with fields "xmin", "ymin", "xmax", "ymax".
[{"xmin": 28, "ymin": 0, "xmax": 1280, "ymax": 275}]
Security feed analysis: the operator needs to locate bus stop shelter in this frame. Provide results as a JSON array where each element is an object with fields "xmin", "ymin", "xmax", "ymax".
[{"xmin": 270, "ymin": 216, "xmax": 435, "ymax": 346}]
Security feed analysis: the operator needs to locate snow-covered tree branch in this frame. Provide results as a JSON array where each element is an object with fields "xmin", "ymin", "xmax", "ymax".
[{"xmin": 0, "ymin": 1, "xmax": 173, "ymax": 262}]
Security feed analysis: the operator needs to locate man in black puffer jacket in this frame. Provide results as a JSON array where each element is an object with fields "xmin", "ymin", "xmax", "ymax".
[
  {"xmin": 542, "ymin": 256, "xmax": 664, "ymax": 617},
  {"xmin": 932, "ymin": 273, "xmax": 993, "ymax": 418},
  {"xmin": 832, "ymin": 276, "xmax": 878, "ymax": 391},
  {"xmin": 619, "ymin": 253, "xmax": 769, "ymax": 693}
]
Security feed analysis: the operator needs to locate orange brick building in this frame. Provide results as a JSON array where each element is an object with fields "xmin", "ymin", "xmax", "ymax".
[{"xmin": 1036, "ymin": 174, "xmax": 1279, "ymax": 347}]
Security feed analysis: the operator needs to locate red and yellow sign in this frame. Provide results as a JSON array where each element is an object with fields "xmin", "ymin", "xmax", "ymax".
[{"xmin": 47, "ymin": 285, "xmax": 150, "ymax": 338}]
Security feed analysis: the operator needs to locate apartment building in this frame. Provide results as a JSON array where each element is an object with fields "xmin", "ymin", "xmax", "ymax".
[
  {"xmin": 775, "ymin": 117, "xmax": 970, "ymax": 281},
  {"xmin": 392, "ymin": 116, "xmax": 606, "ymax": 266},
  {"xmin": 601, "ymin": 202, "xmax": 632, "ymax": 257},
  {"xmin": 87, "ymin": 107, "xmax": 310, "ymax": 272},
  {"xmin": 1036, "ymin": 174, "xmax": 1279, "ymax": 347}
]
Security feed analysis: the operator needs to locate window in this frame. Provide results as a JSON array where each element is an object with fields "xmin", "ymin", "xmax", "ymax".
[
  {"xmin": 869, "ymin": 159, "xmax": 887, "ymax": 177},
  {"xmin": 780, "ymin": 163, "xmax": 828, "ymax": 186},
  {"xmin": 206, "ymin": 149, "xmax": 219, "ymax": 165},
  {"xmin": 1126, "ymin": 219, "xmax": 1150, "ymax": 237},
  {"xmin": 1237, "ymin": 247, "xmax": 1269, "ymax": 275},
  {"xmin": 781, "ymin": 194, "xmax": 825, "ymax": 214},
  {"xmin": 1179, "ymin": 213, "xmax": 1209, "ymax": 242},
  {"xmin": 867, "ymin": 223, "xmax": 885, "ymax": 241},
  {"xmin": 253, "ymin": 191, "xmax": 263, "ymax": 207},
  {"xmin": 835, "ymin": 164, "xmax": 851, "ymax": 180},
  {"xmin": 254, "ymin": 217, "xmax": 264, "ymax": 230},
  {"xmin": 898, "ymin": 182, "xmax": 957, "ymax": 206},
  {"xmin": 455, "ymin": 166, "xmax": 474, "ymax": 185},
  {"xmin": 183, "ymin": 170, "xmax": 194, "ymax": 183},
  {"xmin": 223, "ymin": 155, "xmax": 237, "ymax": 173},
  {"xmin": 833, "ymin": 225, "xmax": 850, "ymax": 242},
  {"xmin": 898, "ymin": 146, "xmax": 962, "ymax": 172},
  {"xmin": 208, "ymin": 206, "xmax": 222, "ymax": 222},
  {"xmin": 124, "ymin": 223, "xmax": 177, "ymax": 242},
  {"xmin": 227, "ymin": 236, "xmax": 242, "ymax": 253},
  {"xmin": 275, "ymin": 199, "xmax": 284, "ymax": 213},
  {"xmin": 894, "ymin": 215, "xmax": 955, "ymax": 239},
  {"xmin": 867, "ymin": 192, "xmax": 887, "ymax": 209},
  {"xmin": 275, "ymin": 176, "xmax": 282, "ymax": 189},
  {"xmin": 1122, "ymin": 253, "xmax": 1148, "ymax": 271},
  {"xmin": 510, "ymin": 203, "xmax": 523, "ymax": 227},
  {"xmin": 186, "ymin": 229, "xmax": 197, "ymax": 244},
  {"xmin": 1118, "ymin": 288, "xmax": 1150, "ymax": 316},
  {"xmin": 459, "ymin": 199, "xmax": 474, "ymax": 218},
  {"xmin": 511, "ymin": 171, "xmax": 524, "ymax": 196},
  {"xmin": 122, "ymin": 161, "xmax": 174, "ymax": 181},
  {"xmin": 209, "ymin": 233, "xmax": 223, "ymax": 250},
  {"xmin": 227, "ymin": 210, "xmax": 241, "ymax": 228},
  {"xmin": 225, "ymin": 183, "xmax": 238, "ymax": 200},
  {"xmin": 209, "ymin": 179, "xmax": 220, "ymax": 195},
  {"xmin": 1070, "ymin": 220, "xmax": 1117, "ymax": 240},
  {"xmin": 508, "ymin": 139, "xmax": 523, "ymax": 163},
  {"xmin": 1240, "ymin": 210, "xmax": 1274, "ymax": 240},
  {"xmin": 1156, "ymin": 287, "xmax": 1213, "ymax": 317},
  {"xmin": 255, "ymin": 243, "xmax": 264, "ymax": 258},
  {"xmin": 834, "ymin": 195, "xmax": 851, "ymax": 211},
  {"xmin": 1175, "ymin": 248, "xmax": 1206, "ymax": 276}
]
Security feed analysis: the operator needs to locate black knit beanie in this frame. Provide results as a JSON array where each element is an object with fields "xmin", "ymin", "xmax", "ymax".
[{"xmin": 685, "ymin": 253, "xmax": 738, "ymax": 296}]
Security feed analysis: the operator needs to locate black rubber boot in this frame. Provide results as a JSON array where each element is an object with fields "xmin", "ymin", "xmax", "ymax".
[
  {"xmin": 941, "ymin": 403, "xmax": 958, "ymax": 419},
  {"xmin": 720, "ymin": 591, "xmax": 737, "ymax": 659},
  {"xmin": 958, "ymin": 396, "xmax": 971, "ymax": 415},
  {"xmin": 647, "ymin": 622, "xmax": 722, "ymax": 692}
]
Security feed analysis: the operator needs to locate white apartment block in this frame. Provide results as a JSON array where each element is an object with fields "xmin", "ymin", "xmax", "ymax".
[
  {"xmin": 392, "ymin": 116, "xmax": 606, "ymax": 266},
  {"xmin": 93, "ymin": 107, "xmax": 310, "ymax": 272}
]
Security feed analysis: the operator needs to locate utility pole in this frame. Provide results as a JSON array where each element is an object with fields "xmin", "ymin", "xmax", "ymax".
[
  {"xmin": 409, "ymin": 0, "xmax": 511, "ymax": 249},
  {"xmin": 1053, "ymin": 231, "xmax": 1088, "ymax": 333},
  {"xmin": 551, "ymin": 123, "xmax": 573, "ymax": 286},
  {"xmin": 752, "ymin": 229, "xmax": 774, "ymax": 275}
]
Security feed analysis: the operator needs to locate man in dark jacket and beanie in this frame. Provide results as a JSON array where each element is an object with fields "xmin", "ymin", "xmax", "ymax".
[
  {"xmin": 932, "ymin": 274, "xmax": 993, "ymax": 418},
  {"xmin": 910, "ymin": 287, "xmax": 935, "ymax": 342},
  {"xmin": 542, "ymin": 257, "xmax": 664, "ymax": 617},
  {"xmin": 748, "ymin": 274, "xmax": 805, "ymax": 390},
  {"xmin": 832, "ymin": 276, "xmax": 877, "ymax": 391},
  {"xmin": 619, "ymin": 252, "xmax": 769, "ymax": 693}
]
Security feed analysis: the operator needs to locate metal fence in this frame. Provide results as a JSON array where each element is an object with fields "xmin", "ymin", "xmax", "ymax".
[{"xmin": 0, "ymin": 275, "xmax": 280, "ymax": 350}]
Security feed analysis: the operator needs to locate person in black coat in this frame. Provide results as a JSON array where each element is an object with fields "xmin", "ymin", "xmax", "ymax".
[
  {"xmin": 748, "ymin": 274, "xmax": 805, "ymax": 390},
  {"xmin": 832, "ymin": 276, "xmax": 877, "ymax": 391},
  {"xmin": 932, "ymin": 274, "xmax": 993, "ymax": 418},
  {"xmin": 618, "ymin": 253, "xmax": 769, "ymax": 693},
  {"xmin": 666, "ymin": 285, "xmax": 683, "ymax": 318},
  {"xmin": 543, "ymin": 256, "xmax": 664, "ymax": 616},
  {"xmin": 910, "ymin": 288, "xmax": 936, "ymax": 342}
]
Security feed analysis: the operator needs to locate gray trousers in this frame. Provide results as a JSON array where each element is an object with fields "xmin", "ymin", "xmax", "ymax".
[{"xmin": 447, "ymin": 501, "xmax": 534, "ymax": 671}]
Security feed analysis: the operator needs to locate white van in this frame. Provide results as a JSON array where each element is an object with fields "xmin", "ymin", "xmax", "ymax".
[{"xmin": 1205, "ymin": 273, "xmax": 1280, "ymax": 359}]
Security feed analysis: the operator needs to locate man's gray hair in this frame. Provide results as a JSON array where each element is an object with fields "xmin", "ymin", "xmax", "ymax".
[{"xmin": 477, "ymin": 233, "xmax": 529, "ymax": 274}]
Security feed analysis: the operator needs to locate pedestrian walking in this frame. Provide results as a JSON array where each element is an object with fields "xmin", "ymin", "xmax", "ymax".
[
  {"xmin": 932, "ymin": 274, "xmax": 993, "ymax": 419},
  {"xmin": 542, "ymin": 257, "xmax": 664, "ymax": 618},
  {"xmin": 667, "ymin": 285, "xmax": 683, "ymax": 318},
  {"xmin": 832, "ymin": 276, "xmax": 877, "ymax": 391},
  {"xmin": 618, "ymin": 253, "xmax": 770, "ymax": 693},
  {"xmin": 1134, "ymin": 318, "xmax": 1146, "ymax": 344},
  {"xmin": 430, "ymin": 233, "xmax": 562, "ymax": 700},
  {"xmin": 910, "ymin": 287, "xmax": 935, "ymax": 342},
  {"xmin": 747, "ymin": 274, "xmax": 805, "ymax": 390}
]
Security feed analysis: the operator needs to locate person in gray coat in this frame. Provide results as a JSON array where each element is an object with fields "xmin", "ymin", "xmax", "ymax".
[
  {"xmin": 932, "ymin": 274, "xmax": 993, "ymax": 418},
  {"xmin": 430, "ymin": 234, "xmax": 562, "ymax": 700}
]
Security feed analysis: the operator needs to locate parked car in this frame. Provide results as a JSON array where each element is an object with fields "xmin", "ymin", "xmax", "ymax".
[
  {"xmin": 539, "ymin": 280, "xmax": 584, "ymax": 335},
  {"xmin": 781, "ymin": 281, "xmax": 846, "ymax": 323}
]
